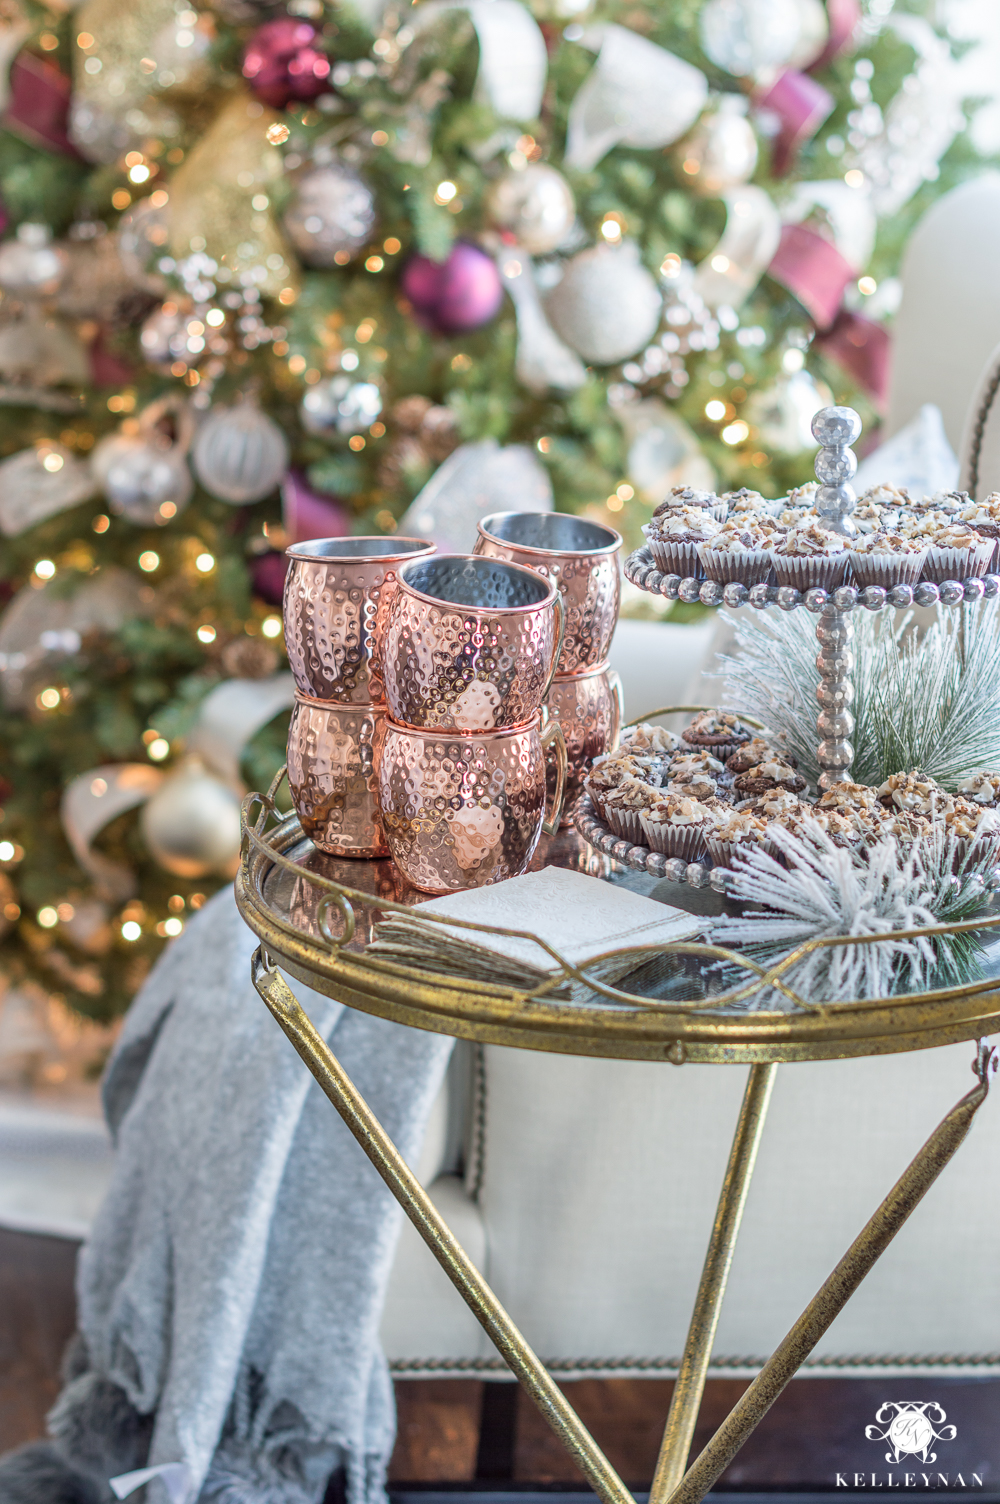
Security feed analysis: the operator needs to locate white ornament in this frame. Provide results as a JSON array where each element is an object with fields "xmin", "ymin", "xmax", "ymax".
[
  {"xmin": 699, "ymin": 0, "xmax": 802, "ymax": 79},
  {"xmin": 565, "ymin": 24, "xmax": 708, "ymax": 171},
  {"xmin": 692, "ymin": 186, "xmax": 782, "ymax": 310},
  {"xmin": 545, "ymin": 241, "xmax": 662, "ymax": 366},
  {"xmin": 675, "ymin": 96, "xmax": 758, "ymax": 197},
  {"xmin": 744, "ymin": 370, "xmax": 834, "ymax": 455},
  {"xmin": 412, "ymin": 0, "xmax": 548, "ymax": 122},
  {"xmin": 62, "ymin": 762, "xmax": 165, "ymax": 901},
  {"xmin": 782, "ymin": 180, "xmax": 877, "ymax": 272},
  {"xmin": 0, "ymin": 308, "xmax": 89, "ymax": 390},
  {"xmin": 0, "ymin": 224, "xmax": 67, "ymax": 297},
  {"xmin": 786, "ymin": 0, "xmax": 829, "ymax": 69},
  {"xmin": 140, "ymin": 758, "xmax": 243, "ymax": 879},
  {"xmin": 0, "ymin": 444, "xmax": 97, "ymax": 537},
  {"xmin": 192, "ymin": 403, "xmax": 289, "ymax": 504},
  {"xmin": 497, "ymin": 250, "xmax": 587, "ymax": 395},
  {"xmin": 486, "ymin": 164, "xmax": 576, "ymax": 256},
  {"xmin": 283, "ymin": 164, "xmax": 377, "ymax": 268},
  {"xmin": 301, "ymin": 377, "xmax": 382, "ymax": 436},
  {"xmin": 397, "ymin": 439, "xmax": 552, "ymax": 554},
  {"xmin": 91, "ymin": 432, "xmax": 194, "ymax": 525},
  {"xmin": 616, "ymin": 399, "xmax": 716, "ymax": 498}
]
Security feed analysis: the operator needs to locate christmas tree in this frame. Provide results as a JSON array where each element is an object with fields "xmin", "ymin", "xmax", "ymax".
[{"xmin": 0, "ymin": 0, "xmax": 989, "ymax": 1022}]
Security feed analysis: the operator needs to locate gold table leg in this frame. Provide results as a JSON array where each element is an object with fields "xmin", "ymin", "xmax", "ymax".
[
  {"xmin": 252, "ymin": 952, "xmax": 635, "ymax": 1504},
  {"xmin": 665, "ymin": 1045, "xmax": 996, "ymax": 1504},
  {"xmin": 650, "ymin": 1062, "xmax": 777, "ymax": 1504}
]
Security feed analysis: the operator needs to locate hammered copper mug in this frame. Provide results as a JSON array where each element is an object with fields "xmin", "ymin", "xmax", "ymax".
[
  {"xmin": 473, "ymin": 511, "xmax": 621, "ymax": 676},
  {"xmin": 544, "ymin": 661, "xmax": 624, "ymax": 817},
  {"xmin": 376, "ymin": 714, "xmax": 567, "ymax": 893},
  {"xmin": 283, "ymin": 536, "xmax": 435, "ymax": 704},
  {"xmin": 380, "ymin": 554, "xmax": 565, "ymax": 732},
  {"xmin": 286, "ymin": 694, "xmax": 388, "ymax": 858}
]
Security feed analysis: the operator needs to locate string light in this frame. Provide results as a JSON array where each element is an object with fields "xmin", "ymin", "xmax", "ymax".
[
  {"xmin": 722, "ymin": 420, "xmax": 750, "ymax": 445},
  {"xmin": 858, "ymin": 276, "xmax": 877, "ymax": 295},
  {"xmin": 262, "ymin": 616, "xmax": 282, "ymax": 639},
  {"xmin": 197, "ymin": 624, "xmax": 216, "ymax": 643},
  {"xmin": 434, "ymin": 181, "xmax": 458, "ymax": 204},
  {"xmin": 37, "ymin": 687, "xmax": 61, "ymax": 710},
  {"xmin": 139, "ymin": 551, "xmax": 160, "ymax": 572},
  {"xmin": 121, "ymin": 920, "xmax": 142, "ymax": 942},
  {"xmin": 147, "ymin": 737, "xmax": 170, "ymax": 760},
  {"xmin": 37, "ymin": 907, "xmax": 59, "ymax": 928},
  {"xmin": 195, "ymin": 552, "xmax": 215, "ymax": 572},
  {"xmin": 705, "ymin": 400, "xmax": 727, "ymax": 421}
]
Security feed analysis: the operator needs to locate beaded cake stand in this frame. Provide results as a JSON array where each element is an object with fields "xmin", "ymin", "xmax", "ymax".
[{"xmin": 581, "ymin": 405, "xmax": 1000, "ymax": 885}]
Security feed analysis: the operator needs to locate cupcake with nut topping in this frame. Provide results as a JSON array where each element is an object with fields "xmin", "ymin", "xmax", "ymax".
[
  {"xmin": 877, "ymin": 771, "xmax": 952, "ymax": 817},
  {"xmin": 848, "ymin": 530, "xmax": 928, "ymax": 589},
  {"xmin": 706, "ymin": 807, "xmax": 768, "ymax": 869},
  {"xmin": 732, "ymin": 757, "xmax": 807, "ymax": 800},
  {"xmin": 639, "ymin": 791, "xmax": 715, "ymax": 860},
  {"xmin": 771, "ymin": 521, "xmax": 851, "ymax": 591},
  {"xmin": 957, "ymin": 495, "xmax": 1000, "ymax": 572},
  {"xmin": 652, "ymin": 485, "xmax": 727, "ymax": 524},
  {"xmin": 920, "ymin": 521, "xmax": 994, "ymax": 583},
  {"xmin": 957, "ymin": 770, "xmax": 1000, "ymax": 807},
  {"xmin": 644, "ymin": 504, "xmax": 721, "ymax": 576},
  {"xmin": 598, "ymin": 774, "xmax": 659, "ymax": 843},
  {"xmin": 696, "ymin": 519, "xmax": 775, "ymax": 586},
  {"xmin": 681, "ymin": 711, "xmax": 754, "ymax": 763}
]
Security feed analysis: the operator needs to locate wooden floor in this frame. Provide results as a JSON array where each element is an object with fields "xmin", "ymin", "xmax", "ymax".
[{"xmin": 4, "ymin": 1228, "xmax": 1000, "ymax": 1490}]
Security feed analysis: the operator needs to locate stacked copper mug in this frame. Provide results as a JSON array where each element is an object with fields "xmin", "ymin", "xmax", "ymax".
[
  {"xmin": 376, "ymin": 553, "xmax": 568, "ymax": 893},
  {"xmin": 473, "ymin": 513, "xmax": 623, "ymax": 819},
  {"xmin": 283, "ymin": 537, "xmax": 435, "ymax": 857}
]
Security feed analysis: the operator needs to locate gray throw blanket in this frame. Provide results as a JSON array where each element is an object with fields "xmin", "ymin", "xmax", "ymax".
[{"xmin": 5, "ymin": 888, "xmax": 453, "ymax": 1504}]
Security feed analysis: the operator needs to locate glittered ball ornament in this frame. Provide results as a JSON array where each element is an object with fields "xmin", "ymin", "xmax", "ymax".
[
  {"xmin": 242, "ymin": 18, "xmax": 331, "ymax": 109},
  {"xmin": 0, "ymin": 224, "xmax": 67, "ymax": 298},
  {"xmin": 675, "ymin": 98, "xmax": 758, "ymax": 196},
  {"xmin": 139, "ymin": 303, "xmax": 188, "ymax": 368},
  {"xmin": 283, "ymin": 164, "xmax": 377, "ymax": 268},
  {"xmin": 744, "ymin": 370, "xmax": 835, "ymax": 455},
  {"xmin": 91, "ymin": 431, "xmax": 194, "ymax": 525},
  {"xmin": 699, "ymin": 0, "xmax": 803, "ymax": 78},
  {"xmin": 140, "ymin": 759, "xmax": 243, "ymax": 879},
  {"xmin": 301, "ymin": 377, "xmax": 382, "ymax": 437},
  {"xmin": 192, "ymin": 403, "xmax": 290, "ymax": 504},
  {"xmin": 401, "ymin": 244, "xmax": 504, "ymax": 336},
  {"xmin": 545, "ymin": 242, "xmax": 662, "ymax": 366},
  {"xmin": 485, "ymin": 164, "xmax": 575, "ymax": 256}
]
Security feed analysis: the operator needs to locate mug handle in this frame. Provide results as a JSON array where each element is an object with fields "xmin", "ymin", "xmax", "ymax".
[
  {"xmin": 541, "ymin": 591, "xmax": 567, "ymax": 700},
  {"xmin": 607, "ymin": 668, "xmax": 624, "ymax": 755},
  {"xmin": 541, "ymin": 719, "xmax": 567, "ymax": 835}
]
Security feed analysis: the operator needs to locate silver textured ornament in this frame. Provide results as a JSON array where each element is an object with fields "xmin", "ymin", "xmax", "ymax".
[
  {"xmin": 675, "ymin": 96, "xmax": 758, "ymax": 196},
  {"xmin": 91, "ymin": 431, "xmax": 194, "ymax": 525},
  {"xmin": 283, "ymin": 163, "xmax": 377, "ymax": 268},
  {"xmin": 301, "ymin": 377, "xmax": 382, "ymax": 436},
  {"xmin": 139, "ymin": 758, "xmax": 243, "ymax": 878},
  {"xmin": 544, "ymin": 242, "xmax": 662, "ymax": 366},
  {"xmin": 699, "ymin": 0, "xmax": 802, "ymax": 77},
  {"xmin": 743, "ymin": 370, "xmax": 834, "ymax": 457},
  {"xmin": 485, "ymin": 164, "xmax": 576, "ymax": 256},
  {"xmin": 192, "ymin": 402, "xmax": 289, "ymax": 504},
  {"xmin": 0, "ymin": 224, "xmax": 67, "ymax": 297},
  {"xmin": 139, "ymin": 304, "xmax": 189, "ymax": 369}
]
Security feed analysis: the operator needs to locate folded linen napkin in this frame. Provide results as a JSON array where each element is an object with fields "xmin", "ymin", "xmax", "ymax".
[{"xmin": 369, "ymin": 867, "xmax": 703, "ymax": 1002}]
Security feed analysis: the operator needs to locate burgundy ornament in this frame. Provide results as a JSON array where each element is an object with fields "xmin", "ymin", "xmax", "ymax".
[
  {"xmin": 281, "ymin": 469, "xmax": 351, "ymax": 544},
  {"xmin": 401, "ymin": 243, "xmax": 504, "ymax": 336},
  {"xmin": 242, "ymin": 18, "xmax": 331, "ymax": 110}
]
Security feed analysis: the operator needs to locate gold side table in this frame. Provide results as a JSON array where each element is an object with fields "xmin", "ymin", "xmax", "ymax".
[{"xmin": 236, "ymin": 792, "xmax": 1000, "ymax": 1504}]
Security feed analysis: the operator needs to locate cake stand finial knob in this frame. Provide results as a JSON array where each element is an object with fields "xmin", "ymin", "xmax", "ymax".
[{"xmin": 812, "ymin": 404, "xmax": 862, "ymax": 537}]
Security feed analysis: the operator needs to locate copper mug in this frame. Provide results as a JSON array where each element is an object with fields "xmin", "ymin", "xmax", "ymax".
[
  {"xmin": 283, "ymin": 536, "xmax": 435, "ymax": 705},
  {"xmin": 474, "ymin": 511, "xmax": 621, "ymax": 676},
  {"xmin": 376, "ymin": 714, "xmax": 568, "ymax": 894},
  {"xmin": 380, "ymin": 554, "xmax": 565, "ymax": 732},
  {"xmin": 545, "ymin": 662, "xmax": 624, "ymax": 818},
  {"xmin": 286, "ymin": 694, "xmax": 388, "ymax": 858}
]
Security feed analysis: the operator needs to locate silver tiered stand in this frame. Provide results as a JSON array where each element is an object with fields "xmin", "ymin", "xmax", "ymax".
[{"xmin": 576, "ymin": 404, "xmax": 1000, "ymax": 888}]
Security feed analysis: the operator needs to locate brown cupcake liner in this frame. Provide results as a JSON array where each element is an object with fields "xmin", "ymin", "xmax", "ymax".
[
  {"xmin": 921, "ymin": 539, "xmax": 995, "ymax": 582},
  {"xmin": 771, "ymin": 554, "xmax": 851, "ymax": 591},
  {"xmin": 706, "ymin": 834, "xmax": 763, "ymax": 869},
  {"xmin": 966, "ymin": 523, "xmax": 1000, "ymax": 572},
  {"xmin": 682, "ymin": 735, "xmax": 746, "ymax": 764},
  {"xmin": 601, "ymin": 805, "xmax": 646, "ymax": 844},
  {"xmin": 848, "ymin": 548, "xmax": 928, "ymax": 590},
  {"xmin": 638, "ymin": 814, "xmax": 707, "ymax": 860},
  {"xmin": 647, "ymin": 536, "xmax": 704, "ymax": 577},
  {"xmin": 695, "ymin": 541, "xmax": 773, "ymax": 586}
]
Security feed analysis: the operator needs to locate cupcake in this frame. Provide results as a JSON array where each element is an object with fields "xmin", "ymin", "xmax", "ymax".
[
  {"xmin": 639, "ymin": 792, "xmax": 714, "ymax": 859},
  {"xmin": 883, "ymin": 811, "xmax": 935, "ymax": 843},
  {"xmin": 620, "ymin": 723, "xmax": 680, "ymax": 757},
  {"xmin": 585, "ymin": 754, "xmax": 654, "ymax": 822},
  {"xmin": 732, "ymin": 757, "xmax": 807, "ymax": 799},
  {"xmin": 957, "ymin": 770, "xmax": 1000, "ymax": 807},
  {"xmin": 722, "ymin": 487, "xmax": 770, "ymax": 518},
  {"xmin": 652, "ymin": 485, "xmax": 727, "ymax": 524},
  {"xmin": 898, "ymin": 507, "xmax": 950, "ymax": 543},
  {"xmin": 877, "ymin": 771, "xmax": 953, "ymax": 817},
  {"xmin": 706, "ymin": 807, "xmax": 768, "ymax": 868},
  {"xmin": 815, "ymin": 781, "xmax": 883, "ymax": 816},
  {"xmin": 769, "ymin": 804, "xmax": 861, "ymax": 854},
  {"xmin": 726, "ymin": 736, "xmax": 786, "ymax": 774},
  {"xmin": 770, "ymin": 522, "xmax": 851, "ymax": 591},
  {"xmin": 944, "ymin": 800, "xmax": 1000, "ymax": 863},
  {"xmin": 957, "ymin": 495, "xmax": 1000, "ymax": 571},
  {"xmin": 852, "ymin": 500, "xmax": 898, "ymax": 535},
  {"xmin": 773, "ymin": 504, "xmax": 818, "ymax": 530},
  {"xmin": 848, "ymin": 531, "xmax": 928, "ymax": 589},
  {"xmin": 600, "ymin": 774, "xmax": 659, "ymax": 843},
  {"xmin": 681, "ymin": 711, "xmax": 754, "ymax": 763},
  {"xmin": 697, "ymin": 520, "xmax": 775, "ymax": 586},
  {"xmin": 916, "ymin": 489, "xmax": 971, "ymax": 517},
  {"xmin": 742, "ymin": 788, "xmax": 805, "ymax": 821},
  {"xmin": 644, "ymin": 504, "xmax": 722, "ymax": 576},
  {"xmin": 859, "ymin": 483, "xmax": 911, "ymax": 510},
  {"xmin": 667, "ymin": 749, "xmax": 727, "ymax": 802},
  {"xmin": 920, "ymin": 521, "xmax": 995, "ymax": 583}
]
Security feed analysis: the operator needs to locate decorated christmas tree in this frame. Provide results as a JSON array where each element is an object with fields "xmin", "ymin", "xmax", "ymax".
[{"xmin": 0, "ymin": 0, "xmax": 989, "ymax": 1022}]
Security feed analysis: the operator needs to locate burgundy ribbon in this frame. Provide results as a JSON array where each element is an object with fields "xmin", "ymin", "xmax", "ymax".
[
  {"xmin": 814, "ymin": 310, "xmax": 891, "ymax": 411},
  {"xmin": 755, "ymin": 68, "xmax": 834, "ymax": 176},
  {"xmin": 809, "ymin": 0, "xmax": 862, "ymax": 73},
  {"xmin": 768, "ymin": 222, "xmax": 855, "ymax": 330},
  {"xmin": 4, "ymin": 53, "xmax": 82, "ymax": 158},
  {"xmin": 282, "ymin": 469, "xmax": 351, "ymax": 544}
]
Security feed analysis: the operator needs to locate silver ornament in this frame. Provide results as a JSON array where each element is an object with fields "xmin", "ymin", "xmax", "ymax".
[
  {"xmin": 486, "ymin": 164, "xmax": 576, "ymax": 256},
  {"xmin": 192, "ymin": 403, "xmax": 289, "ymax": 504},
  {"xmin": 699, "ymin": 0, "xmax": 802, "ymax": 77},
  {"xmin": 91, "ymin": 432, "xmax": 194, "ymax": 525},
  {"xmin": 544, "ymin": 242, "xmax": 662, "ymax": 366},
  {"xmin": 675, "ymin": 97, "xmax": 758, "ymax": 196},
  {"xmin": 301, "ymin": 377, "xmax": 382, "ymax": 437},
  {"xmin": 743, "ymin": 370, "xmax": 834, "ymax": 456},
  {"xmin": 140, "ymin": 758, "xmax": 243, "ymax": 878},
  {"xmin": 496, "ymin": 250, "xmax": 586, "ymax": 395},
  {"xmin": 283, "ymin": 164, "xmax": 377, "ymax": 268},
  {"xmin": 139, "ymin": 304, "xmax": 189, "ymax": 369},
  {"xmin": 0, "ymin": 224, "xmax": 67, "ymax": 297},
  {"xmin": 118, "ymin": 198, "xmax": 171, "ymax": 293}
]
